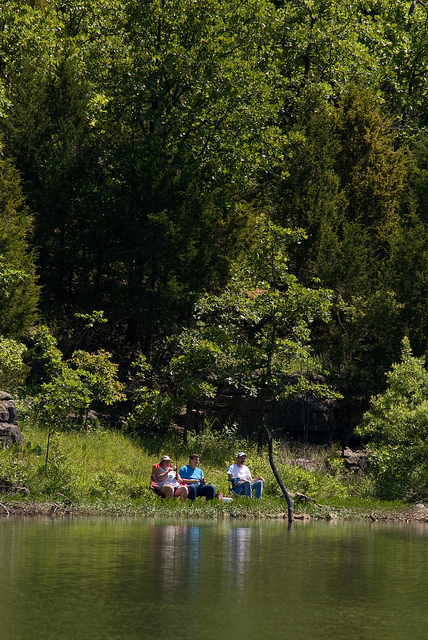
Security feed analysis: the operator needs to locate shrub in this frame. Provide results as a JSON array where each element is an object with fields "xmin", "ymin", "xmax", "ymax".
[
  {"xmin": 357, "ymin": 337, "xmax": 428, "ymax": 499},
  {"xmin": 0, "ymin": 335, "xmax": 28, "ymax": 393},
  {"xmin": 24, "ymin": 326, "xmax": 125, "ymax": 433}
]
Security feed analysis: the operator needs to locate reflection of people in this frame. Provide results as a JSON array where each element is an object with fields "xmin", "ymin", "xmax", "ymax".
[
  {"xmin": 228, "ymin": 527, "xmax": 252, "ymax": 574},
  {"xmin": 179, "ymin": 454, "xmax": 216, "ymax": 501},
  {"xmin": 154, "ymin": 455, "xmax": 189, "ymax": 500},
  {"xmin": 228, "ymin": 452, "xmax": 264, "ymax": 499}
]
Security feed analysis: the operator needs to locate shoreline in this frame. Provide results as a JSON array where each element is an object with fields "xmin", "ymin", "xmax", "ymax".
[{"xmin": 2, "ymin": 501, "xmax": 428, "ymax": 523}]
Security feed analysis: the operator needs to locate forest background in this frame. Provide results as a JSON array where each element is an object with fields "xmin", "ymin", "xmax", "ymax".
[{"xmin": 2, "ymin": 0, "xmax": 428, "ymax": 505}]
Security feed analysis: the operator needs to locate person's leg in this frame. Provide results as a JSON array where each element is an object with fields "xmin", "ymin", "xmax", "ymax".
[
  {"xmin": 160, "ymin": 485, "xmax": 174, "ymax": 499},
  {"xmin": 232, "ymin": 483, "xmax": 246, "ymax": 497},
  {"xmin": 187, "ymin": 484, "xmax": 197, "ymax": 502},
  {"xmin": 233, "ymin": 481, "xmax": 251, "ymax": 498},
  {"xmin": 251, "ymin": 480, "xmax": 263, "ymax": 499},
  {"xmin": 174, "ymin": 486, "xmax": 188, "ymax": 500},
  {"xmin": 197, "ymin": 484, "xmax": 215, "ymax": 500}
]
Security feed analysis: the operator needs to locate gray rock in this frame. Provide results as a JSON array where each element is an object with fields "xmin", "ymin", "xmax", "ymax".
[
  {"xmin": 343, "ymin": 448, "xmax": 374, "ymax": 476},
  {"xmin": 0, "ymin": 392, "xmax": 23, "ymax": 449},
  {"xmin": 0, "ymin": 422, "xmax": 23, "ymax": 449}
]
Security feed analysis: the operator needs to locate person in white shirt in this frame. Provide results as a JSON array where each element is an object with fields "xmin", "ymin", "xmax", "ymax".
[{"xmin": 228, "ymin": 452, "xmax": 264, "ymax": 499}]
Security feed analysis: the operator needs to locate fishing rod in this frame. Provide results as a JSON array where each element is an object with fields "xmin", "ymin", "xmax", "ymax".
[{"xmin": 174, "ymin": 447, "xmax": 180, "ymax": 482}]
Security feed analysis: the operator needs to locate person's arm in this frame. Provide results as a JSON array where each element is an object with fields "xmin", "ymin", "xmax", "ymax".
[
  {"xmin": 154, "ymin": 466, "xmax": 166, "ymax": 481},
  {"xmin": 154, "ymin": 465, "xmax": 175, "ymax": 482}
]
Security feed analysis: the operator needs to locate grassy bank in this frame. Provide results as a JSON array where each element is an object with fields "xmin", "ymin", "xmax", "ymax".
[{"xmin": 0, "ymin": 424, "xmax": 419, "ymax": 522}]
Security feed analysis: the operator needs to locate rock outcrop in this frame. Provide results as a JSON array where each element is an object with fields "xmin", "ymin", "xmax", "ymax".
[
  {"xmin": 178, "ymin": 379, "xmax": 363, "ymax": 444},
  {"xmin": 0, "ymin": 391, "xmax": 23, "ymax": 449},
  {"xmin": 343, "ymin": 447, "xmax": 374, "ymax": 476}
]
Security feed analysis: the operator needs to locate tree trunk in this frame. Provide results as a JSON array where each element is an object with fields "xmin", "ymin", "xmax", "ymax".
[{"xmin": 266, "ymin": 430, "xmax": 294, "ymax": 523}]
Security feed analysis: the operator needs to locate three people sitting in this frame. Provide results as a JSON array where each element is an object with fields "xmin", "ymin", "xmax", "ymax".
[
  {"xmin": 153, "ymin": 451, "xmax": 264, "ymax": 500},
  {"xmin": 228, "ymin": 452, "xmax": 265, "ymax": 499}
]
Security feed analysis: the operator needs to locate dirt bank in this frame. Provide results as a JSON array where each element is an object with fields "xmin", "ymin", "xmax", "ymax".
[
  {"xmin": 0, "ymin": 502, "xmax": 77, "ymax": 517},
  {"xmin": 2, "ymin": 500, "xmax": 428, "ymax": 522}
]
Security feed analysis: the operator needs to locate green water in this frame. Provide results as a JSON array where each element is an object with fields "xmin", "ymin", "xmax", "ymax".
[{"xmin": 1, "ymin": 517, "xmax": 427, "ymax": 640}]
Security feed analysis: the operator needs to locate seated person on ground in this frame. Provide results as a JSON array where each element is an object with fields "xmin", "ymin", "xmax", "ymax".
[
  {"xmin": 228, "ymin": 452, "xmax": 264, "ymax": 499},
  {"xmin": 153, "ymin": 455, "xmax": 189, "ymax": 500},
  {"xmin": 179, "ymin": 454, "xmax": 216, "ymax": 501}
]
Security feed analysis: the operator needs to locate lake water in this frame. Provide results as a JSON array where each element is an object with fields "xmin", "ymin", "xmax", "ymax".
[{"xmin": 1, "ymin": 516, "xmax": 428, "ymax": 640}]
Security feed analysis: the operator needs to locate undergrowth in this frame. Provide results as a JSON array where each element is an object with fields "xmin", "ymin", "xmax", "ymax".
[{"xmin": 0, "ymin": 422, "xmax": 413, "ymax": 518}]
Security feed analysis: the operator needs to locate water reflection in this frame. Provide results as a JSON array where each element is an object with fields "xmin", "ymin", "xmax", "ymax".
[
  {"xmin": 149, "ymin": 524, "xmax": 202, "ymax": 599},
  {"xmin": 147, "ymin": 522, "xmax": 264, "ymax": 594},
  {"xmin": 225, "ymin": 526, "xmax": 258, "ymax": 588},
  {"xmin": 1, "ymin": 518, "xmax": 428, "ymax": 640}
]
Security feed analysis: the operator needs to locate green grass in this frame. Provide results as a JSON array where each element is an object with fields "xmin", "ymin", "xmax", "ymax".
[{"xmin": 0, "ymin": 423, "xmax": 415, "ymax": 520}]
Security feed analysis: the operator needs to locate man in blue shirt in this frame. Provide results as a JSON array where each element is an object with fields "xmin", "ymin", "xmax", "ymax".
[{"xmin": 179, "ymin": 454, "xmax": 216, "ymax": 501}]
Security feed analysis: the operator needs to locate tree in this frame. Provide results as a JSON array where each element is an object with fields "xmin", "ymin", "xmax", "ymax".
[
  {"xmin": 167, "ymin": 216, "xmax": 336, "ymax": 435},
  {"xmin": 272, "ymin": 0, "xmax": 428, "ymax": 130},
  {"xmin": 0, "ymin": 0, "xmax": 284, "ymax": 355},
  {"xmin": 388, "ymin": 131, "xmax": 428, "ymax": 357},
  {"xmin": 357, "ymin": 337, "xmax": 428, "ymax": 499},
  {"xmin": 274, "ymin": 0, "xmax": 383, "ymax": 97},
  {"xmin": 366, "ymin": 0, "xmax": 428, "ymax": 128},
  {"xmin": 26, "ymin": 325, "xmax": 125, "ymax": 434},
  {"xmin": 267, "ymin": 87, "xmax": 407, "ymax": 395},
  {"xmin": 127, "ymin": 216, "xmax": 337, "ymax": 458},
  {"xmin": 86, "ymin": 0, "xmax": 285, "ymax": 352},
  {"xmin": 319, "ymin": 88, "xmax": 406, "ymax": 393},
  {"xmin": 0, "ymin": 149, "xmax": 39, "ymax": 338}
]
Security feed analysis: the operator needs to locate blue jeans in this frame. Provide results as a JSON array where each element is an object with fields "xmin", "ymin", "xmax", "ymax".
[
  {"xmin": 187, "ymin": 483, "xmax": 216, "ymax": 501},
  {"xmin": 232, "ymin": 480, "xmax": 263, "ymax": 499}
]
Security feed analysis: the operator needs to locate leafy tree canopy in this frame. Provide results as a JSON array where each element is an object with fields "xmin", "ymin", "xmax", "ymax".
[
  {"xmin": 170, "ymin": 216, "xmax": 335, "ymax": 405},
  {"xmin": 0, "ymin": 148, "xmax": 39, "ymax": 338}
]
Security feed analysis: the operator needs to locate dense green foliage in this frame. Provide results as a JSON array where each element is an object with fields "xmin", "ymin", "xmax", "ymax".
[
  {"xmin": 1, "ymin": 1, "xmax": 427, "ymax": 371},
  {"xmin": 127, "ymin": 216, "xmax": 336, "ymax": 437},
  {"xmin": 0, "ymin": 336, "xmax": 28, "ymax": 393},
  {"xmin": 0, "ymin": 150, "xmax": 39, "ymax": 338},
  {"xmin": 357, "ymin": 338, "xmax": 428, "ymax": 499},
  {"xmin": 2, "ymin": 0, "xmax": 428, "ymax": 503},
  {"xmin": 23, "ymin": 325, "xmax": 125, "ymax": 432},
  {"xmin": 171, "ymin": 217, "xmax": 337, "ymax": 420},
  {"xmin": 266, "ymin": 86, "xmax": 407, "ymax": 393}
]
